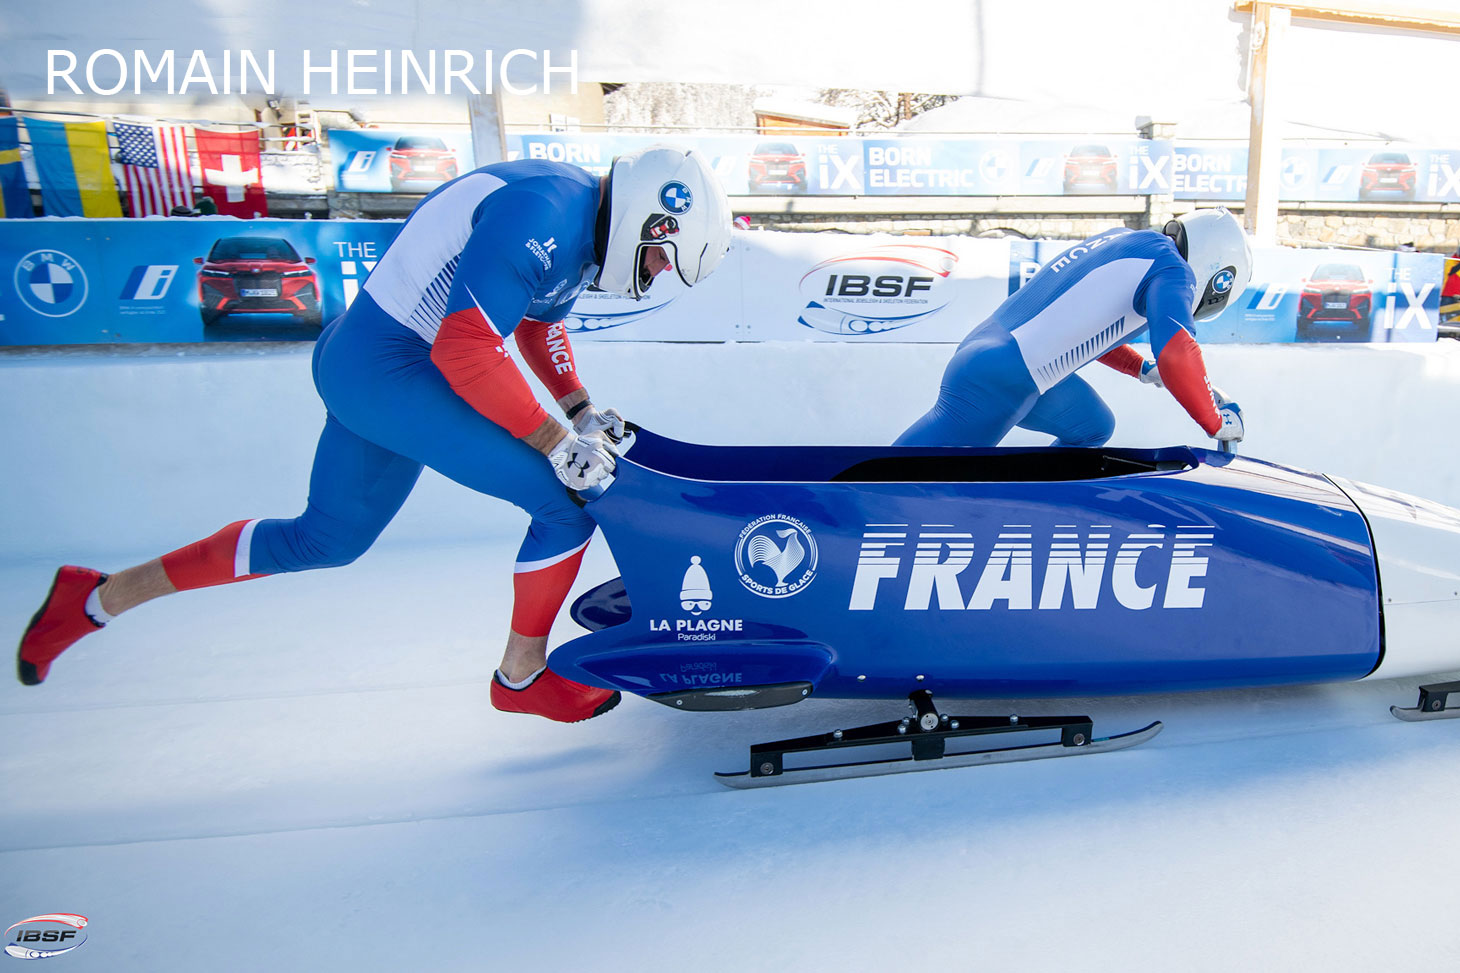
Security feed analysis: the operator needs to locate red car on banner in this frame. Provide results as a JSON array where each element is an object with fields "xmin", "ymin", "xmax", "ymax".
[
  {"xmin": 388, "ymin": 135, "xmax": 460, "ymax": 191},
  {"xmin": 1296, "ymin": 262, "xmax": 1373, "ymax": 340},
  {"xmin": 195, "ymin": 236, "xmax": 322, "ymax": 328},
  {"xmin": 1062, "ymin": 144, "xmax": 1118, "ymax": 193},
  {"xmin": 747, "ymin": 141, "xmax": 808, "ymax": 193},
  {"xmin": 1359, "ymin": 152, "xmax": 1418, "ymax": 200}
]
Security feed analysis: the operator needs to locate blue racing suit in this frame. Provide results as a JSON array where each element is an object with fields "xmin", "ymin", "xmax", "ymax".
[
  {"xmin": 244, "ymin": 160, "xmax": 602, "ymax": 590},
  {"xmin": 897, "ymin": 228, "xmax": 1222, "ymax": 447}
]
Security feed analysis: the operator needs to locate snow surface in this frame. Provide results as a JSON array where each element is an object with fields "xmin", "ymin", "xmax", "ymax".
[{"xmin": 5, "ymin": 340, "xmax": 1460, "ymax": 971}]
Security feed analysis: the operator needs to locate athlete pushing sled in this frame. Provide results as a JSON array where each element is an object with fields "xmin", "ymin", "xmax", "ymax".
[
  {"xmin": 897, "ymin": 208, "xmax": 1252, "ymax": 450},
  {"xmin": 16, "ymin": 146, "xmax": 733, "ymax": 723}
]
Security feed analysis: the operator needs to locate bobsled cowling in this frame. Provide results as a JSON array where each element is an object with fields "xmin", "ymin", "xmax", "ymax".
[{"xmin": 549, "ymin": 428, "xmax": 1455, "ymax": 708}]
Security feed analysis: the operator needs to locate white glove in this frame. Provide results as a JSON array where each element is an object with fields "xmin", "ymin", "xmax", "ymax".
[
  {"xmin": 1213, "ymin": 401, "xmax": 1244, "ymax": 443},
  {"xmin": 572, "ymin": 405, "xmax": 626, "ymax": 445},
  {"xmin": 1139, "ymin": 359, "xmax": 1163, "ymax": 387},
  {"xmin": 549, "ymin": 434, "xmax": 617, "ymax": 490},
  {"xmin": 1209, "ymin": 385, "xmax": 1234, "ymax": 408}
]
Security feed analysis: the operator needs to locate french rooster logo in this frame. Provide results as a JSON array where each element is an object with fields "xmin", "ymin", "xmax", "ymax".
[
  {"xmin": 747, "ymin": 528, "xmax": 806, "ymax": 586},
  {"xmin": 735, "ymin": 514, "xmax": 819, "ymax": 599}
]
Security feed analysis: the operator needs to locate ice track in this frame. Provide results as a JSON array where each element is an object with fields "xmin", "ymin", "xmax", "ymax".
[
  {"xmin": 7, "ymin": 342, "xmax": 1460, "ymax": 970},
  {"xmin": 5, "ymin": 538, "xmax": 1460, "ymax": 972}
]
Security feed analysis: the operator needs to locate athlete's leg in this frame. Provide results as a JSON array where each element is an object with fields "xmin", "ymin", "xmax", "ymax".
[
  {"xmin": 313, "ymin": 308, "xmax": 607, "ymax": 717},
  {"xmin": 895, "ymin": 326, "xmax": 1038, "ymax": 447},
  {"xmin": 98, "ymin": 414, "xmax": 421, "ymax": 610},
  {"xmin": 20, "ymin": 401, "xmax": 422, "ymax": 684},
  {"xmin": 1016, "ymin": 373, "xmax": 1116, "ymax": 447}
]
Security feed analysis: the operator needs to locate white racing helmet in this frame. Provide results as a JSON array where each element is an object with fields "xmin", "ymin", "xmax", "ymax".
[
  {"xmin": 596, "ymin": 145, "xmax": 732, "ymax": 300},
  {"xmin": 1162, "ymin": 208, "xmax": 1253, "ymax": 321}
]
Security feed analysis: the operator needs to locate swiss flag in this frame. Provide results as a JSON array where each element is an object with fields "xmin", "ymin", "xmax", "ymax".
[{"xmin": 195, "ymin": 129, "xmax": 267, "ymax": 217}]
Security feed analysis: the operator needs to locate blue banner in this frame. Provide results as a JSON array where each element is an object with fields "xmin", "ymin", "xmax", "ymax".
[
  {"xmin": 1009, "ymin": 239, "xmax": 1441, "ymax": 343},
  {"xmin": 509, "ymin": 133, "xmax": 1174, "ymax": 197},
  {"xmin": 327, "ymin": 129, "xmax": 477, "ymax": 193},
  {"xmin": 0, "ymin": 219, "xmax": 1441, "ymax": 345},
  {"xmin": 507, "ymin": 133, "xmax": 1460, "ymax": 204},
  {"xmin": 1170, "ymin": 143, "xmax": 1460, "ymax": 203},
  {"xmin": 0, "ymin": 218, "xmax": 400, "ymax": 343}
]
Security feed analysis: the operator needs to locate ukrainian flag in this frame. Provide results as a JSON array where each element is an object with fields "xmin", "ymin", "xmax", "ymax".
[
  {"xmin": 0, "ymin": 117, "xmax": 33, "ymax": 218},
  {"xmin": 25, "ymin": 117, "xmax": 121, "ymax": 217}
]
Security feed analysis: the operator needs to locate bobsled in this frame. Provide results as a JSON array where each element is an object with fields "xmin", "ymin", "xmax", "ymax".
[{"xmin": 553, "ymin": 427, "xmax": 1460, "ymax": 786}]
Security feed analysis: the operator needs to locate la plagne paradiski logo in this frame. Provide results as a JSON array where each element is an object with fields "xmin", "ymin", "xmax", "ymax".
[
  {"xmin": 798, "ymin": 243, "xmax": 958, "ymax": 335},
  {"xmin": 735, "ymin": 515, "xmax": 818, "ymax": 598},
  {"xmin": 5, "ymin": 914, "xmax": 88, "ymax": 960}
]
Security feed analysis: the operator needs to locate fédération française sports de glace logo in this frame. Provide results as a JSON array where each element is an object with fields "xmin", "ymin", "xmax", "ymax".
[
  {"xmin": 14, "ymin": 250, "xmax": 89, "ymax": 318},
  {"xmin": 734, "ymin": 515, "xmax": 818, "ymax": 598},
  {"xmin": 5, "ymin": 913, "xmax": 88, "ymax": 960}
]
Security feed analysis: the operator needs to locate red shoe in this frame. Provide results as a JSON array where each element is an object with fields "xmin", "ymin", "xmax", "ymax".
[
  {"xmin": 17, "ymin": 566, "xmax": 108, "ymax": 686},
  {"xmin": 491, "ymin": 667, "xmax": 621, "ymax": 722}
]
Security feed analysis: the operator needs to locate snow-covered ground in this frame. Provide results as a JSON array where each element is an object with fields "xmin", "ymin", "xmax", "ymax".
[{"xmin": 5, "ymin": 341, "xmax": 1460, "ymax": 971}]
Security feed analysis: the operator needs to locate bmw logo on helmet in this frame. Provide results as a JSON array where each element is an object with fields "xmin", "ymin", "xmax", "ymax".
[
  {"xmin": 659, "ymin": 181, "xmax": 693, "ymax": 214},
  {"xmin": 1212, "ymin": 268, "xmax": 1236, "ymax": 293}
]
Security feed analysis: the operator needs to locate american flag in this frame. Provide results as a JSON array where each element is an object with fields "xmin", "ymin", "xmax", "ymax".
[{"xmin": 114, "ymin": 121, "xmax": 193, "ymax": 217}]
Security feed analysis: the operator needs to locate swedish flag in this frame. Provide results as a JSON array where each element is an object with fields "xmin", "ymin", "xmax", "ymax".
[
  {"xmin": 0, "ymin": 117, "xmax": 31, "ymax": 218},
  {"xmin": 25, "ymin": 117, "xmax": 121, "ymax": 217}
]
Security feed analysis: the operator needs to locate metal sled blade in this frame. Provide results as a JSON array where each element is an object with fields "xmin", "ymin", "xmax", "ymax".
[
  {"xmin": 716, "ymin": 711, "xmax": 1163, "ymax": 789},
  {"xmin": 1391, "ymin": 680, "xmax": 1460, "ymax": 721}
]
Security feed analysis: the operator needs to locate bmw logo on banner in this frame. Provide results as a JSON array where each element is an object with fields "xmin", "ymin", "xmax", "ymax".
[
  {"xmin": 14, "ymin": 249, "xmax": 89, "ymax": 317},
  {"xmin": 659, "ymin": 181, "xmax": 693, "ymax": 214}
]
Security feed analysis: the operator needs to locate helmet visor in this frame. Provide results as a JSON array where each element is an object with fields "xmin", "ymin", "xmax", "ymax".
[
  {"xmin": 634, "ymin": 214, "xmax": 680, "ymax": 295},
  {"xmin": 1162, "ymin": 218, "xmax": 1189, "ymax": 260}
]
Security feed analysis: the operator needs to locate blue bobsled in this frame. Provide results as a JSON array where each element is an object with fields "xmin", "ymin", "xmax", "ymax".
[{"xmin": 552, "ymin": 427, "xmax": 1460, "ymax": 714}]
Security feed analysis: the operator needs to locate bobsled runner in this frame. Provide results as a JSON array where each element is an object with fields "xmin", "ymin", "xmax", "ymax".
[{"xmin": 556, "ymin": 426, "xmax": 1460, "ymax": 786}]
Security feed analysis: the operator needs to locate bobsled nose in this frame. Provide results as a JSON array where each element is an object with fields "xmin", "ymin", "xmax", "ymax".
[{"xmin": 1335, "ymin": 476, "xmax": 1460, "ymax": 681}]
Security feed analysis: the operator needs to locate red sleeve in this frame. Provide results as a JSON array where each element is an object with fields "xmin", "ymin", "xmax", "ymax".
[
  {"xmin": 1155, "ymin": 329, "xmax": 1221, "ymax": 436},
  {"xmin": 1096, "ymin": 344, "xmax": 1145, "ymax": 378},
  {"xmin": 514, "ymin": 318, "xmax": 586, "ymax": 401},
  {"xmin": 429, "ymin": 308, "xmax": 553, "ymax": 438}
]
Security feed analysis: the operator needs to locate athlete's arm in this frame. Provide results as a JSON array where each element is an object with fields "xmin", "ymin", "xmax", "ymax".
[
  {"xmin": 1096, "ymin": 344, "xmax": 1145, "ymax": 377},
  {"xmin": 1141, "ymin": 271, "xmax": 1221, "ymax": 436},
  {"xmin": 429, "ymin": 196, "xmax": 564, "ymax": 447},
  {"xmin": 514, "ymin": 318, "xmax": 586, "ymax": 408}
]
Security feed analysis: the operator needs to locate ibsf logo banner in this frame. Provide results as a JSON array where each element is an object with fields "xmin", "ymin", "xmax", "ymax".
[
  {"xmin": 5, "ymin": 914, "xmax": 88, "ymax": 961},
  {"xmin": 797, "ymin": 243, "xmax": 958, "ymax": 335},
  {"xmin": 563, "ymin": 284, "xmax": 676, "ymax": 333}
]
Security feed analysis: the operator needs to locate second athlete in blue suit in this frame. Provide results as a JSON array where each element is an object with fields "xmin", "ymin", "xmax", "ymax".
[{"xmin": 897, "ymin": 209, "xmax": 1252, "ymax": 448}]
